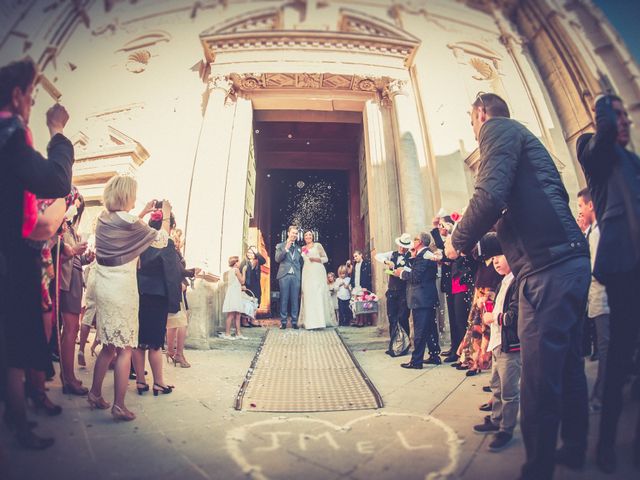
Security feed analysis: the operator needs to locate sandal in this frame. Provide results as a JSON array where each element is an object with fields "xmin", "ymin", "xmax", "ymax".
[
  {"xmin": 153, "ymin": 383, "xmax": 174, "ymax": 396},
  {"xmin": 174, "ymin": 353, "xmax": 191, "ymax": 368}
]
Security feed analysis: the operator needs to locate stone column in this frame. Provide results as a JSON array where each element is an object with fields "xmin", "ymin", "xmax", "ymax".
[
  {"xmin": 183, "ymin": 75, "xmax": 236, "ymax": 348},
  {"xmin": 219, "ymin": 96, "xmax": 254, "ymax": 271},
  {"xmin": 363, "ymin": 98, "xmax": 402, "ymax": 331},
  {"xmin": 387, "ymin": 80, "xmax": 431, "ymax": 235},
  {"xmin": 184, "ymin": 75, "xmax": 235, "ymax": 272}
]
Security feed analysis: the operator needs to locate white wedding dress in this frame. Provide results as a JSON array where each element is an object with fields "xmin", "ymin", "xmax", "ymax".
[{"xmin": 299, "ymin": 243, "xmax": 338, "ymax": 330}]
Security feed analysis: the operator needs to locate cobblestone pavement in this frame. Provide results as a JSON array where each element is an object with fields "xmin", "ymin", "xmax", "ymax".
[{"xmin": 1, "ymin": 326, "xmax": 637, "ymax": 480}]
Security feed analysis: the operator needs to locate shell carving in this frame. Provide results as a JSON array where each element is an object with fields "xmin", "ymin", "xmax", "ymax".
[{"xmin": 469, "ymin": 57, "xmax": 496, "ymax": 81}]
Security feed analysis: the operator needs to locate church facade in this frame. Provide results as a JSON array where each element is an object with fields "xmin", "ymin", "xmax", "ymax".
[{"xmin": 2, "ymin": 0, "xmax": 638, "ymax": 346}]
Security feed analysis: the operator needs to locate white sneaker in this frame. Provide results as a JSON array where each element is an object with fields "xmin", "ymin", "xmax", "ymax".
[
  {"xmin": 236, "ymin": 335, "xmax": 249, "ymax": 340},
  {"xmin": 219, "ymin": 333, "xmax": 235, "ymax": 340}
]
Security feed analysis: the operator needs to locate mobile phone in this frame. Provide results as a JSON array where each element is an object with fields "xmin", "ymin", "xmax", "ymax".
[{"xmin": 155, "ymin": 200, "xmax": 163, "ymax": 209}]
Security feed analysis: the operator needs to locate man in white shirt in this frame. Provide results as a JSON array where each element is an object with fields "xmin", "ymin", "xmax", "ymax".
[{"xmin": 577, "ymin": 188, "xmax": 610, "ymax": 412}]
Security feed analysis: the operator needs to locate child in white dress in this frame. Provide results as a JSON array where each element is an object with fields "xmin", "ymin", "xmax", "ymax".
[
  {"xmin": 222, "ymin": 256, "xmax": 246, "ymax": 339},
  {"xmin": 327, "ymin": 272, "xmax": 339, "ymax": 321}
]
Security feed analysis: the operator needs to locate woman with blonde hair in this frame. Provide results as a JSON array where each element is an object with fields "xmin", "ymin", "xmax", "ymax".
[{"xmin": 88, "ymin": 175, "xmax": 170, "ymax": 421}]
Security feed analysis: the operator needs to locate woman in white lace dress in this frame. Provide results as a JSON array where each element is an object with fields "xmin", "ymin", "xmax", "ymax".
[
  {"xmin": 299, "ymin": 230, "xmax": 337, "ymax": 329},
  {"xmin": 87, "ymin": 175, "xmax": 170, "ymax": 421}
]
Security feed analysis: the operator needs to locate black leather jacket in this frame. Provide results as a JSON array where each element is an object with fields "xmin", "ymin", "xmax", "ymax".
[
  {"xmin": 452, "ymin": 117, "xmax": 589, "ymax": 279},
  {"xmin": 577, "ymin": 96, "xmax": 640, "ymax": 282}
]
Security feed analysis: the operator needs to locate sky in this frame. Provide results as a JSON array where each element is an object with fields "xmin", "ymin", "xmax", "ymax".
[{"xmin": 593, "ymin": 0, "xmax": 640, "ymax": 64}]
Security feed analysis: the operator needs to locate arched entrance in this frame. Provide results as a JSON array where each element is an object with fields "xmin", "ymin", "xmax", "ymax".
[{"xmin": 183, "ymin": 5, "xmax": 438, "ymax": 337}]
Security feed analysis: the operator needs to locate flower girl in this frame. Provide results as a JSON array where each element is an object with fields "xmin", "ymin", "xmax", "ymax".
[{"xmin": 221, "ymin": 256, "xmax": 246, "ymax": 339}]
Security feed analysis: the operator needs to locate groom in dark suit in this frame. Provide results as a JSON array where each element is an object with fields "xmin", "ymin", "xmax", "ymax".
[{"xmin": 274, "ymin": 225, "xmax": 304, "ymax": 329}]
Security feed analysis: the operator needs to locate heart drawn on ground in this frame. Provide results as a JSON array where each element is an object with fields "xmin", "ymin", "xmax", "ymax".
[{"xmin": 226, "ymin": 412, "xmax": 460, "ymax": 480}]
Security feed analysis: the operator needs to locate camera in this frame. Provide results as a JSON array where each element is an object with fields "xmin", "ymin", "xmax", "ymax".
[{"xmin": 155, "ymin": 200, "xmax": 163, "ymax": 209}]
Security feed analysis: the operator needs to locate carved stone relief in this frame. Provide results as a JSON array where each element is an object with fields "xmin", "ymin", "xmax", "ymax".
[
  {"xmin": 228, "ymin": 72, "xmax": 394, "ymax": 96},
  {"xmin": 115, "ymin": 31, "xmax": 172, "ymax": 74}
]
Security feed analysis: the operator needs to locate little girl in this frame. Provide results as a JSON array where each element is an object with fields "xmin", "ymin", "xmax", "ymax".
[
  {"xmin": 221, "ymin": 256, "xmax": 246, "ymax": 340},
  {"xmin": 327, "ymin": 272, "xmax": 339, "ymax": 321}
]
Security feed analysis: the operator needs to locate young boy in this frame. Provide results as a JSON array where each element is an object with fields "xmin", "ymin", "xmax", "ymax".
[
  {"xmin": 335, "ymin": 265, "xmax": 352, "ymax": 326},
  {"xmin": 473, "ymin": 234, "xmax": 521, "ymax": 452}
]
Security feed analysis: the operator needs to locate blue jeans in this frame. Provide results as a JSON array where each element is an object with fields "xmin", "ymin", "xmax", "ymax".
[{"xmin": 279, "ymin": 274, "xmax": 300, "ymax": 326}]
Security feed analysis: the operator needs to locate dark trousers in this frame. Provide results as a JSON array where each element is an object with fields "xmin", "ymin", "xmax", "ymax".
[
  {"xmin": 450, "ymin": 290, "xmax": 472, "ymax": 354},
  {"xmin": 279, "ymin": 274, "xmax": 300, "ymax": 326},
  {"xmin": 387, "ymin": 289, "xmax": 410, "ymax": 341},
  {"xmin": 337, "ymin": 299, "xmax": 352, "ymax": 326},
  {"xmin": 598, "ymin": 266, "xmax": 640, "ymax": 452},
  {"xmin": 410, "ymin": 306, "xmax": 440, "ymax": 365},
  {"xmin": 581, "ymin": 314, "xmax": 598, "ymax": 357},
  {"xmin": 518, "ymin": 257, "xmax": 591, "ymax": 480}
]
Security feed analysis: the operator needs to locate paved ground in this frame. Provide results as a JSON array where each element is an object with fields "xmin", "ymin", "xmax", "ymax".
[{"xmin": 1, "ymin": 326, "xmax": 638, "ymax": 480}]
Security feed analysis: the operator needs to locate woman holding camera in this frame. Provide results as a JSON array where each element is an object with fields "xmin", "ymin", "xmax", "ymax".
[
  {"xmin": 88, "ymin": 175, "xmax": 170, "ymax": 421},
  {"xmin": 132, "ymin": 209, "xmax": 185, "ymax": 394}
]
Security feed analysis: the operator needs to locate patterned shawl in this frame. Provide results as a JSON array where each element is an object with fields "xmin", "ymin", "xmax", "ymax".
[{"xmin": 95, "ymin": 211, "xmax": 157, "ymax": 267}]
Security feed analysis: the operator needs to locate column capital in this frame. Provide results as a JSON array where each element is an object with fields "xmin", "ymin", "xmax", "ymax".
[
  {"xmin": 385, "ymin": 79, "xmax": 408, "ymax": 98},
  {"xmin": 207, "ymin": 74, "xmax": 234, "ymax": 94}
]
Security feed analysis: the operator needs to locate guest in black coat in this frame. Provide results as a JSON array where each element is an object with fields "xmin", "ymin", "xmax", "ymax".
[
  {"xmin": 577, "ymin": 93, "xmax": 640, "ymax": 473},
  {"xmin": 240, "ymin": 245, "xmax": 266, "ymax": 327},
  {"xmin": 132, "ymin": 211, "xmax": 183, "ymax": 397},
  {"xmin": 0, "ymin": 59, "xmax": 74, "ymax": 450},
  {"xmin": 395, "ymin": 232, "xmax": 441, "ymax": 369}
]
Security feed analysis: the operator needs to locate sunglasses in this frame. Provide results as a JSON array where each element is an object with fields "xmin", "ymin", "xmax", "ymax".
[{"xmin": 475, "ymin": 91, "xmax": 487, "ymax": 110}]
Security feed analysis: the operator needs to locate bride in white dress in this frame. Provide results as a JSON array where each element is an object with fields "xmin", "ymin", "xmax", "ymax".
[{"xmin": 299, "ymin": 230, "xmax": 338, "ymax": 330}]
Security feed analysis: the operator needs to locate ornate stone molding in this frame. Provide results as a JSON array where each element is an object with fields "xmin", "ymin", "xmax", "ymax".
[
  {"xmin": 226, "ymin": 72, "xmax": 397, "ymax": 102},
  {"xmin": 70, "ymin": 125, "xmax": 150, "ymax": 201},
  {"xmin": 200, "ymin": 7, "xmax": 421, "ymax": 66}
]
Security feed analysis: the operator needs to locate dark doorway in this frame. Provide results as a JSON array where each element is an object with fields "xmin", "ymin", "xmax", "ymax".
[{"xmin": 250, "ymin": 117, "xmax": 366, "ymax": 317}]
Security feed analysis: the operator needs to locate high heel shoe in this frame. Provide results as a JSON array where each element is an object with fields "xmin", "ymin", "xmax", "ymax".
[
  {"xmin": 28, "ymin": 391, "xmax": 62, "ymax": 416},
  {"xmin": 174, "ymin": 353, "xmax": 191, "ymax": 368},
  {"xmin": 87, "ymin": 392, "xmax": 110, "ymax": 410},
  {"xmin": 62, "ymin": 382, "xmax": 89, "ymax": 396},
  {"xmin": 111, "ymin": 405, "xmax": 135, "ymax": 421},
  {"xmin": 165, "ymin": 352, "xmax": 175, "ymax": 365},
  {"xmin": 136, "ymin": 382, "xmax": 149, "ymax": 395},
  {"xmin": 153, "ymin": 383, "xmax": 174, "ymax": 396}
]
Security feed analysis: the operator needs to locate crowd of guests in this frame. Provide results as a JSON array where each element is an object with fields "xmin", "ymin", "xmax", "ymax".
[
  {"xmin": 0, "ymin": 59, "xmax": 198, "ymax": 449},
  {"xmin": 1, "ymin": 55, "xmax": 639, "ymax": 479},
  {"xmin": 370, "ymin": 91, "xmax": 639, "ymax": 478}
]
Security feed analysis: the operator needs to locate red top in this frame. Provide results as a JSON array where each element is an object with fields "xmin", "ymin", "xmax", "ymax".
[{"xmin": 451, "ymin": 276, "xmax": 468, "ymax": 294}]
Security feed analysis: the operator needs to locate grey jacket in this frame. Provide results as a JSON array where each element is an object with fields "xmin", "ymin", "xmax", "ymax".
[{"xmin": 274, "ymin": 241, "xmax": 304, "ymax": 280}]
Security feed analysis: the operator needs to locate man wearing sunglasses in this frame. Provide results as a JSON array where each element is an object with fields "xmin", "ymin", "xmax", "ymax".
[{"xmin": 444, "ymin": 92, "xmax": 590, "ymax": 480}]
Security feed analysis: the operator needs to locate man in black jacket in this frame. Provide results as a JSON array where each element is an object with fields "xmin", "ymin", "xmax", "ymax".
[
  {"xmin": 577, "ymin": 94, "xmax": 640, "ymax": 473},
  {"xmin": 444, "ymin": 93, "xmax": 590, "ymax": 479},
  {"xmin": 395, "ymin": 232, "xmax": 440, "ymax": 369}
]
